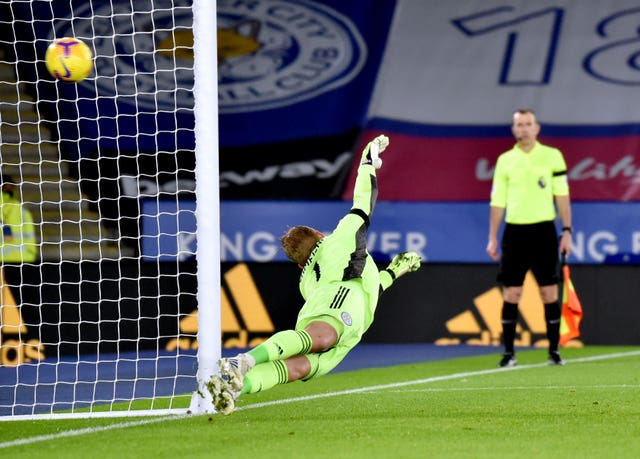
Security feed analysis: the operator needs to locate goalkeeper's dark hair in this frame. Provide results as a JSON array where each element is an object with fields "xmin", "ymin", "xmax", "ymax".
[{"xmin": 280, "ymin": 225, "xmax": 322, "ymax": 265}]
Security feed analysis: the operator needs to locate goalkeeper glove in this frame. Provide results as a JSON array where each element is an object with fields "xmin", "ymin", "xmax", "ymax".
[
  {"xmin": 361, "ymin": 134, "xmax": 389, "ymax": 169},
  {"xmin": 385, "ymin": 251, "xmax": 422, "ymax": 279}
]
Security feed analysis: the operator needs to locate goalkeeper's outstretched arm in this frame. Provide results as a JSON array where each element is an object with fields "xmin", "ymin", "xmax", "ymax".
[
  {"xmin": 379, "ymin": 251, "xmax": 422, "ymax": 291},
  {"xmin": 350, "ymin": 135, "xmax": 389, "ymax": 219}
]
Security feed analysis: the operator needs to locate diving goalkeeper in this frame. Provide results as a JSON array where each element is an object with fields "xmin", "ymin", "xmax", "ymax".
[{"xmin": 207, "ymin": 135, "xmax": 422, "ymax": 415}]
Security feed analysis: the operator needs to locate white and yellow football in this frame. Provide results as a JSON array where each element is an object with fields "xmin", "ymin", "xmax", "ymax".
[{"xmin": 45, "ymin": 37, "xmax": 93, "ymax": 82}]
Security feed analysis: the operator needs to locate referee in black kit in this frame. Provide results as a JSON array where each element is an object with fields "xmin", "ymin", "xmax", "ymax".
[{"xmin": 486, "ymin": 109, "xmax": 573, "ymax": 367}]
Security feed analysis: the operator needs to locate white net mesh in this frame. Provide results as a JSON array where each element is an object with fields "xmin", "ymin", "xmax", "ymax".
[{"xmin": 0, "ymin": 0, "xmax": 202, "ymax": 418}]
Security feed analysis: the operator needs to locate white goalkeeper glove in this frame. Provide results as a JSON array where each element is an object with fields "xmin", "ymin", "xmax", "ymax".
[{"xmin": 361, "ymin": 134, "xmax": 389, "ymax": 169}]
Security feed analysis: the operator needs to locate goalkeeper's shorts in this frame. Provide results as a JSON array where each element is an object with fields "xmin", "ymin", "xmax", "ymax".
[{"xmin": 295, "ymin": 281, "xmax": 376, "ymax": 380}]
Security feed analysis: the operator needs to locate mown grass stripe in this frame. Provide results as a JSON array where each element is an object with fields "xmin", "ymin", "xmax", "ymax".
[
  {"xmin": 236, "ymin": 349, "xmax": 640, "ymax": 411},
  {"xmin": 1, "ymin": 349, "xmax": 638, "ymax": 449}
]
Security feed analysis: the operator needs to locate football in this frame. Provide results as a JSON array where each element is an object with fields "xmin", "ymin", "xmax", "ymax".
[{"xmin": 45, "ymin": 37, "xmax": 93, "ymax": 82}]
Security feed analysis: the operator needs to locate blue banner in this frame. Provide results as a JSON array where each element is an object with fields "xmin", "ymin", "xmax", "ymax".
[
  {"xmin": 217, "ymin": 0, "xmax": 395, "ymax": 147},
  {"xmin": 21, "ymin": 0, "xmax": 395, "ymax": 157},
  {"xmin": 141, "ymin": 201, "xmax": 640, "ymax": 264}
]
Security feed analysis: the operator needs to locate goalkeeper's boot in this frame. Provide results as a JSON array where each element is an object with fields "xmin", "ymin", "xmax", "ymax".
[
  {"xmin": 206, "ymin": 375, "xmax": 235, "ymax": 415},
  {"xmin": 385, "ymin": 251, "xmax": 421, "ymax": 279},
  {"xmin": 219, "ymin": 354, "xmax": 254, "ymax": 397},
  {"xmin": 361, "ymin": 134, "xmax": 389, "ymax": 169},
  {"xmin": 548, "ymin": 351, "xmax": 565, "ymax": 366}
]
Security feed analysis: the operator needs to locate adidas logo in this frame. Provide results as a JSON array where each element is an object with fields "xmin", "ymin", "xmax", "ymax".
[
  {"xmin": 436, "ymin": 271, "xmax": 583, "ymax": 348},
  {"xmin": 0, "ymin": 268, "xmax": 46, "ymax": 366},
  {"xmin": 166, "ymin": 263, "xmax": 275, "ymax": 351}
]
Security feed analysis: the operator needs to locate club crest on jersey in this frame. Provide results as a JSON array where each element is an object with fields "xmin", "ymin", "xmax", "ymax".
[
  {"xmin": 341, "ymin": 311, "xmax": 353, "ymax": 326},
  {"xmin": 538, "ymin": 177, "xmax": 547, "ymax": 189}
]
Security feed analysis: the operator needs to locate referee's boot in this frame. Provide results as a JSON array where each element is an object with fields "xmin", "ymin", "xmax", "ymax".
[
  {"xmin": 498, "ymin": 353, "xmax": 517, "ymax": 367},
  {"xmin": 548, "ymin": 351, "xmax": 565, "ymax": 366}
]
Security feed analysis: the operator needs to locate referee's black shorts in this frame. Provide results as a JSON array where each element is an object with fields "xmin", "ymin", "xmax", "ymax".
[{"xmin": 497, "ymin": 220, "xmax": 559, "ymax": 287}]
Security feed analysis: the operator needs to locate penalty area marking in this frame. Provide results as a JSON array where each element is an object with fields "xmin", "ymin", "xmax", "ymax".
[{"xmin": 1, "ymin": 349, "xmax": 638, "ymax": 449}]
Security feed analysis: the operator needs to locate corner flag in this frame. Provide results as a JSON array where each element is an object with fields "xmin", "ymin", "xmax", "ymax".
[{"xmin": 559, "ymin": 254, "xmax": 583, "ymax": 346}]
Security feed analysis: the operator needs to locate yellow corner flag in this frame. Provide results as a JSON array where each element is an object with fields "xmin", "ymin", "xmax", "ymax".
[{"xmin": 560, "ymin": 257, "xmax": 583, "ymax": 346}]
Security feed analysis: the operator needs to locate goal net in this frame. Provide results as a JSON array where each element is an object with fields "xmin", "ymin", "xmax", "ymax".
[{"xmin": 0, "ymin": 0, "xmax": 219, "ymax": 419}]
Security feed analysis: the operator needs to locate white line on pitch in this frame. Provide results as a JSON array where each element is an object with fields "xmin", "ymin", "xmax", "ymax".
[
  {"xmin": 234, "ymin": 349, "xmax": 640, "ymax": 411},
  {"xmin": 1, "ymin": 349, "xmax": 638, "ymax": 449},
  {"xmin": 393, "ymin": 384, "xmax": 640, "ymax": 393},
  {"xmin": 0, "ymin": 415, "xmax": 188, "ymax": 449}
]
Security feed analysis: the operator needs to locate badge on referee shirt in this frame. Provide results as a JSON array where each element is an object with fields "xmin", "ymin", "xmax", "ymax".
[{"xmin": 538, "ymin": 177, "xmax": 547, "ymax": 188}]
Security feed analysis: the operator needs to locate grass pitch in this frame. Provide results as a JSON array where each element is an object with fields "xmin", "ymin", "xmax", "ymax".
[{"xmin": 1, "ymin": 346, "xmax": 639, "ymax": 458}]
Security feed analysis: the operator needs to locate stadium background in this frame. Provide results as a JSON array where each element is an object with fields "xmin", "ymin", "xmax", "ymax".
[{"xmin": 1, "ymin": 0, "xmax": 640, "ymax": 368}]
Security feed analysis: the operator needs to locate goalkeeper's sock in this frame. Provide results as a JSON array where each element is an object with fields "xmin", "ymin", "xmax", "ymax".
[
  {"xmin": 247, "ymin": 329, "xmax": 313, "ymax": 364},
  {"xmin": 242, "ymin": 360, "xmax": 289, "ymax": 395}
]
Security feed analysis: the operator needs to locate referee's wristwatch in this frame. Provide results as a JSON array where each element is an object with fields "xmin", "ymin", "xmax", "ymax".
[{"xmin": 562, "ymin": 226, "xmax": 572, "ymax": 234}]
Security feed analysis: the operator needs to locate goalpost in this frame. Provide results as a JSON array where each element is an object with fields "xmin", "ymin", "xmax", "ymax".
[{"xmin": 0, "ymin": 0, "xmax": 220, "ymax": 419}]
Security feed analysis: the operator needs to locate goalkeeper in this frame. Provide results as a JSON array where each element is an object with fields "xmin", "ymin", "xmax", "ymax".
[{"xmin": 207, "ymin": 135, "xmax": 422, "ymax": 415}]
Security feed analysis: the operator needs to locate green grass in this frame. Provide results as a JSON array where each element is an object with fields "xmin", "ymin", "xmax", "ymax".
[{"xmin": 2, "ymin": 346, "xmax": 639, "ymax": 458}]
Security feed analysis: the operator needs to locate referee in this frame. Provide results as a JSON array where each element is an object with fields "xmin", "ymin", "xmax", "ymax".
[{"xmin": 486, "ymin": 109, "xmax": 573, "ymax": 367}]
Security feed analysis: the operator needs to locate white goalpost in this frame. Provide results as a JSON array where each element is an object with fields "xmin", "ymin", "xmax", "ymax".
[
  {"xmin": 0, "ymin": 0, "xmax": 220, "ymax": 419},
  {"xmin": 189, "ymin": 0, "xmax": 220, "ymax": 416}
]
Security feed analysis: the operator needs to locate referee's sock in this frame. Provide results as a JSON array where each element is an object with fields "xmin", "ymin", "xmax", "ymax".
[
  {"xmin": 501, "ymin": 301, "xmax": 519, "ymax": 355},
  {"xmin": 545, "ymin": 302, "xmax": 561, "ymax": 353}
]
